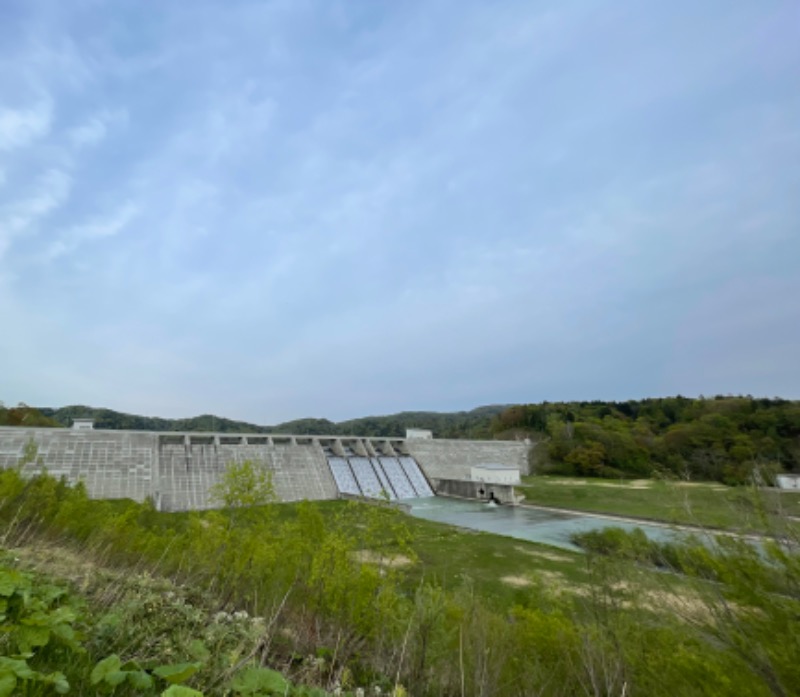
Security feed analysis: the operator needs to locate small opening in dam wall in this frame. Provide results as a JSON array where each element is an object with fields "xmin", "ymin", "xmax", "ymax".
[
  {"xmin": 190, "ymin": 436, "xmax": 214, "ymax": 446},
  {"xmin": 219, "ymin": 436, "xmax": 242, "ymax": 445},
  {"xmin": 160, "ymin": 435, "xmax": 184, "ymax": 445},
  {"xmin": 248, "ymin": 437, "xmax": 270, "ymax": 445},
  {"xmin": 391, "ymin": 440, "xmax": 408, "ymax": 455}
]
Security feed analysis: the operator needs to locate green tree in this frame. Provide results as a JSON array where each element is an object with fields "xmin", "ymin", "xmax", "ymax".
[
  {"xmin": 209, "ymin": 460, "xmax": 277, "ymax": 509},
  {"xmin": 565, "ymin": 441, "xmax": 607, "ymax": 476}
]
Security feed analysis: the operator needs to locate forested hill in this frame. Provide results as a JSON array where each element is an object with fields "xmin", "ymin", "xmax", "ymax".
[
  {"xmin": 37, "ymin": 405, "xmax": 271, "ymax": 435},
  {"xmin": 491, "ymin": 396, "xmax": 800, "ymax": 484},
  {"xmin": 282, "ymin": 405, "xmax": 506, "ymax": 438},
  {"xmin": 33, "ymin": 404, "xmax": 509, "ymax": 439},
  {"xmin": 0, "ymin": 404, "xmax": 63, "ymax": 428}
]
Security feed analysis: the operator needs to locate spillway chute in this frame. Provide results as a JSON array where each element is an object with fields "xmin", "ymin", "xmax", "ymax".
[{"xmin": 324, "ymin": 451, "xmax": 434, "ymax": 501}]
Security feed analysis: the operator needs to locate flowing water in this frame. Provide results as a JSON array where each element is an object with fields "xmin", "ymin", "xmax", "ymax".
[
  {"xmin": 403, "ymin": 495, "xmax": 685, "ymax": 551},
  {"xmin": 325, "ymin": 453, "xmax": 432, "ymax": 500}
]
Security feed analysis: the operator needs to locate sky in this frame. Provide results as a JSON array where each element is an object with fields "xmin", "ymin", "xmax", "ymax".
[{"xmin": 1, "ymin": 0, "xmax": 799, "ymax": 425}]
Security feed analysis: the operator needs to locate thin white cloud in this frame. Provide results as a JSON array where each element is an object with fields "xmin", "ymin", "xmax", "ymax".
[
  {"xmin": 0, "ymin": 168, "xmax": 71, "ymax": 258},
  {"xmin": 0, "ymin": 98, "xmax": 53, "ymax": 151},
  {"xmin": 70, "ymin": 118, "xmax": 106, "ymax": 147},
  {"xmin": 68, "ymin": 109, "xmax": 128, "ymax": 148},
  {"xmin": 44, "ymin": 202, "xmax": 138, "ymax": 261}
]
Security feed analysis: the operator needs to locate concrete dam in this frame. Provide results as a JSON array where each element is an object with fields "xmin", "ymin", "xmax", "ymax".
[{"xmin": 0, "ymin": 426, "xmax": 530, "ymax": 511}]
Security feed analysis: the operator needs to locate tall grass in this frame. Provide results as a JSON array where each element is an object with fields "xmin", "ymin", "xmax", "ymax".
[{"xmin": 1, "ymin": 467, "xmax": 797, "ymax": 696}]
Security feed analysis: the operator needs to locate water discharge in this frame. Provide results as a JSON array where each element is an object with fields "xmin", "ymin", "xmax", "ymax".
[
  {"xmin": 327, "ymin": 457, "xmax": 360, "ymax": 496},
  {"xmin": 325, "ymin": 452, "xmax": 434, "ymax": 500},
  {"xmin": 403, "ymin": 496, "xmax": 683, "ymax": 551},
  {"xmin": 398, "ymin": 455, "xmax": 434, "ymax": 496}
]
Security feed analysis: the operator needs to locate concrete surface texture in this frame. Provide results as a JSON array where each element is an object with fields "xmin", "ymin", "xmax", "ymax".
[
  {"xmin": 0, "ymin": 427, "xmax": 158, "ymax": 502},
  {"xmin": 405, "ymin": 438, "xmax": 530, "ymax": 479},
  {"xmin": 0, "ymin": 427, "xmax": 530, "ymax": 511}
]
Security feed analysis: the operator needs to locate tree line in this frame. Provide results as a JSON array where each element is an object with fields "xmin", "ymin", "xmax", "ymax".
[
  {"xmin": 491, "ymin": 396, "xmax": 800, "ymax": 484},
  {"xmin": 0, "ymin": 403, "xmax": 63, "ymax": 428},
  {"xmin": 26, "ymin": 403, "xmax": 507, "ymax": 439}
]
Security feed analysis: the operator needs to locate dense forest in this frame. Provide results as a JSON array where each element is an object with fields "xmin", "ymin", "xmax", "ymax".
[{"xmin": 491, "ymin": 396, "xmax": 800, "ymax": 484}]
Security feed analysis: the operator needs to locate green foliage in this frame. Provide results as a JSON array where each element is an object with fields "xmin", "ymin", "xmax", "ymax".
[
  {"xmin": 153, "ymin": 662, "xmax": 201, "ymax": 684},
  {"xmin": 0, "ymin": 656, "xmax": 69, "ymax": 696},
  {"xmin": 331, "ymin": 405, "xmax": 505, "ymax": 439},
  {"xmin": 0, "ymin": 403, "xmax": 62, "ymax": 428},
  {"xmin": 572, "ymin": 524, "xmax": 800, "ymax": 697},
  {"xmin": 230, "ymin": 666, "xmax": 289, "ymax": 695},
  {"xmin": 570, "ymin": 526, "xmax": 654, "ymax": 561},
  {"xmin": 90, "ymin": 653, "xmax": 208, "ymax": 694},
  {"xmin": 161, "ymin": 686, "xmax": 204, "ymax": 697},
  {"xmin": 35, "ymin": 403, "xmax": 508, "ymax": 438},
  {"xmin": 91, "ymin": 654, "xmax": 155, "ymax": 691},
  {"xmin": 517, "ymin": 475, "xmax": 800, "ymax": 532},
  {"xmin": 496, "ymin": 396, "xmax": 800, "ymax": 483},
  {"xmin": 209, "ymin": 460, "xmax": 277, "ymax": 509},
  {"xmin": 0, "ymin": 565, "xmax": 80, "ymax": 695},
  {"xmin": 1, "ymin": 466, "xmax": 798, "ymax": 697},
  {"xmin": 37, "ymin": 405, "xmax": 272, "ymax": 434}
]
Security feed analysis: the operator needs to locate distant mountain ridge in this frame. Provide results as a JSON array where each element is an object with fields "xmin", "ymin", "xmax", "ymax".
[{"xmin": 35, "ymin": 404, "xmax": 510, "ymax": 440}]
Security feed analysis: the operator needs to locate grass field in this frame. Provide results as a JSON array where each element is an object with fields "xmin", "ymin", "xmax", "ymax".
[
  {"xmin": 4, "ymin": 468, "xmax": 794, "ymax": 696},
  {"xmin": 277, "ymin": 501, "xmax": 592, "ymax": 605},
  {"xmin": 517, "ymin": 475, "xmax": 800, "ymax": 532},
  {"xmin": 395, "ymin": 514, "xmax": 588, "ymax": 604}
]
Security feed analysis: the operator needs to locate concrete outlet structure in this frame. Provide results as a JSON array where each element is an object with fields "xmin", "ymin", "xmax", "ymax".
[
  {"xmin": 0, "ymin": 426, "xmax": 530, "ymax": 511},
  {"xmin": 470, "ymin": 464, "xmax": 521, "ymax": 485}
]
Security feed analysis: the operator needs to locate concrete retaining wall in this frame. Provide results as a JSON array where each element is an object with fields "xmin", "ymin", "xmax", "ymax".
[{"xmin": 405, "ymin": 439, "xmax": 530, "ymax": 480}]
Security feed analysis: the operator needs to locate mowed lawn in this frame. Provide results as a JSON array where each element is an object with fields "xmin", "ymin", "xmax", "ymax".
[{"xmin": 517, "ymin": 475, "xmax": 800, "ymax": 533}]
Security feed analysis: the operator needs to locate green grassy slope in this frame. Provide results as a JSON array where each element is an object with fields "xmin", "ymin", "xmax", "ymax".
[{"xmin": 518, "ymin": 475, "xmax": 800, "ymax": 532}]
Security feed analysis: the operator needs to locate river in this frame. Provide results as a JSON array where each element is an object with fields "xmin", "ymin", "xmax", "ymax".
[{"xmin": 403, "ymin": 495, "xmax": 686, "ymax": 551}]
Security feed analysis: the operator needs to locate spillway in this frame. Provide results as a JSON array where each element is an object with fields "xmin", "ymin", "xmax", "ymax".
[
  {"xmin": 328, "ymin": 456, "xmax": 360, "ymax": 496},
  {"xmin": 399, "ymin": 455, "xmax": 434, "ymax": 496},
  {"xmin": 323, "ymin": 451, "xmax": 434, "ymax": 500}
]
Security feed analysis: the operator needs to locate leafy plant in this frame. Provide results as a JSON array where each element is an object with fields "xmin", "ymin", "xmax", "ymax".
[
  {"xmin": 230, "ymin": 666, "xmax": 289, "ymax": 695},
  {"xmin": 210, "ymin": 460, "xmax": 277, "ymax": 509},
  {"xmin": 0, "ymin": 565, "xmax": 81, "ymax": 695},
  {"xmin": 90, "ymin": 654, "xmax": 155, "ymax": 691}
]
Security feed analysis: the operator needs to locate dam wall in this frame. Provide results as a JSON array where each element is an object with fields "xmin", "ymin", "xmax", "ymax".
[
  {"xmin": 404, "ymin": 438, "xmax": 530, "ymax": 480},
  {"xmin": 157, "ymin": 435, "xmax": 337, "ymax": 511},
  {"xmin": 0, "ymin": 427, "xmax": 530, "ymax": 511},
  {"xmin": 0, "ymin": 427, "xmax": 158, "ymax": 502}
]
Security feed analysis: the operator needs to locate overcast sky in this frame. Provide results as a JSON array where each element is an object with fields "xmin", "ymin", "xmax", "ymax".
[{"xmin": 1, "ymin": 0, "xmax": 798, "ymax": 424}]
